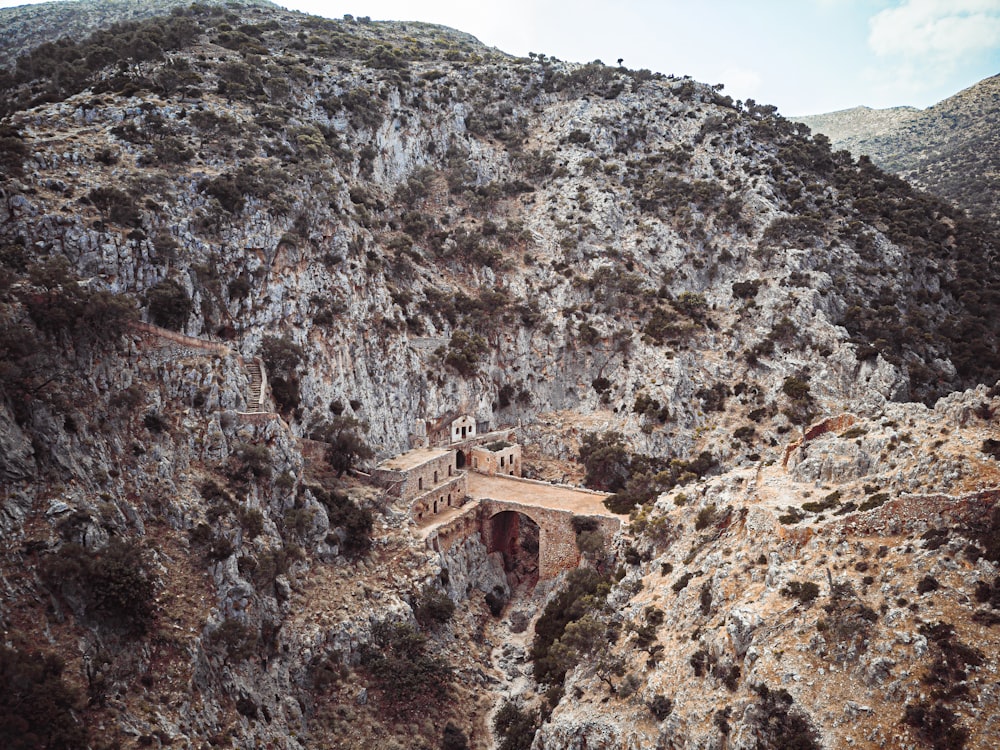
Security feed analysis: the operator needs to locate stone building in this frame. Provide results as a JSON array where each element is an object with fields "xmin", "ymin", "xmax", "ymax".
[
  {"xmin": 470, "ymin": 440, "xmax": 521, "ymax": 477},
  {"xmin": 450, "ymin": 415, "xmax": 477, "ymax": 442},
  {"xmin": 371, "ymin": 446, "xmax": 467, "ymax": 522},
  {"xmin": 374, "ymin": 413, "xmax": 521, "ymax": 522}
]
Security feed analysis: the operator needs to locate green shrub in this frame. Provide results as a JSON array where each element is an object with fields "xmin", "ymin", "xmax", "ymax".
[
  {"xmin": 802, "ymin": 491, "xmax": 841, "ymax": 513},
  {"xmin": 21, "ymin": 258, "xmax": 136, "ymax": 343},
  {"xmin": 312, "ymin": 486, "xmax": 373, "ymax": 556},
  {"xmin": 228, "ymin": 442, "xmax": 272, "ymax": 482},
  {"xmin": 310, "ymin": 416, "xmax": 375, "ymax": 477},
  {"xmin": 816, "ymin": 582, "xmax": 878, "ymax": 661},
  {"xmin": 442, "ymin": 722, "xmax": 470, "ymax": 750},
  {"xmin": 917, "ymin": 575, "xmax": 941, "ymax": 594},
  {"xmin": 493, "ymin": 700, "xmax": 537, "ymax": 750},
  {"xmin": 903, "ymin": 702, "xmax": 968, "ymax": 750},
  {"xmin": 238, "ymin": 507, "xmax": 264, "ymax": 539},
  {"xmin": 672, "ymin": 571, "xmax": 695, "ymax": 593},
  {"xmin": 414, "ymin": 585, "xmax": 455, "ymax": 628},
  {"xmin": 747, "ymin": 684, "xmax": 820, "ymax": 750},
  {"xmin": 732, "ymin": 279, "xmax": 761, "ymax": 299},
  {"xmin": 261, "ymin": 334, "xmax": 304, "ymax": 413},
  {"xmin": 88, "ymin": 186, "xmax": 142, "ymax": 227},
  {"xmin": 782, "ymin": 375, "xmax": 811, "ymax": 400},
  {"xmin": 209, "ymin": 618, "xmax": 258, "ymax": 662},
  {"xmin": 700, "ymin": 581, "xmax": 713, "ymax": 615},
  {"xmin": 361, "ymin": 621, "xmax": 452, "ymax": 717},
  {"xmin": 859, "ymin": 492, "xmax": 890, "ymax": 511},
  {"xmin": 41, "ymin": 538, "xmax": 155, "ymax": 635},
  {"xmin": 485, "ymin": 585, "xmax": 507, "ymax": 617},
  {"xmin": 648, "ymin": 694, "xmax": 673, "ymax": 720},
  {"xmin": 442, "ymin": 330, "xmax": 487, "ymax": 376},
  {"xmin": 969, "ymin": 506, "xmax": 1000, "ymax": 562},
  {"xmin": 0, "ymin": 646, "xmax": 87, "ymax": 750},
  {"xmin": 781, "ymin": 580, "xmax": 820, "ymax": 605},
  {"xmin": 146, "ymin": 278, "xmax": 192, "ymax": 331},
  {"xmin": 695, "ymin": 503, "xmax": 717, "ymax": 531},
  {"xmin": 531, "ymin": 568, "xmax": 611, "ymax": 684},
  {"xmin": 982, "ymin": 438, "xmax": 1000, "ymax": 460},
  {"xmin": 579, "ymin": 431, "xmax": 630, "ymax": 492}
]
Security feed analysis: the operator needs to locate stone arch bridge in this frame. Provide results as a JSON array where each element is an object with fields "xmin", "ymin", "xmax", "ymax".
[{"xmin": 424, "ymin": 473, "xmax": 623, "ymax": 581}]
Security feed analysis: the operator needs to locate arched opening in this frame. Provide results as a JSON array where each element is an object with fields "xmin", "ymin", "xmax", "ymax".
[
  {"xmin": 487, "ymin": 511, "xmax": 540, "ymax": 590},
  {"xmin": 456, "ymin": 450, "xmax": 466, "ymax": 469}
]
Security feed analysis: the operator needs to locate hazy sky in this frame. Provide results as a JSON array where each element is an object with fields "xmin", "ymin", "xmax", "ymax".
[{"xmin": 3, "ymin": 0, "xmax": 999, "ymax": 115}]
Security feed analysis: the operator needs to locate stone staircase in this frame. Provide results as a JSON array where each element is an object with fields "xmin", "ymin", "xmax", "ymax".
[{"xmin": 246, "ymin": 358, "xmax": 264, "ymax": 411}]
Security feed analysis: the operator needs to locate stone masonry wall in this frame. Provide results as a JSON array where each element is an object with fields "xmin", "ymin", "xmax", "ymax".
[
  {"xmin": 471, "ymin": 444, "xmax": 522, "ymax": 477},
  {"xmin": 480, "ymin": 499, "xmax": 620, "ymax": 580},
  {"xmin": 411, "ymin": 473, "xmax": 468, "ymax": 522},
  {"xmin": 372, "ymin": 449, "xmax": 459, "ymax": 501}
]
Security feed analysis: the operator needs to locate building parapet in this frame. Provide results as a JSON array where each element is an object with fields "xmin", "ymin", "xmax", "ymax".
[{"xmin": 410, "ymin": 473, "xmax": 468, "ymax": 522}]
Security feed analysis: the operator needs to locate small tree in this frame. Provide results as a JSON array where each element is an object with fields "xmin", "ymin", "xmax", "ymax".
[
  {"xmin": 442, "ymin": 722, "xmax": 469, "ymax": 750},
  {"xmin": 261, "ymin": 335, "xmax": 305, "ymax": 413},
  {"xmin": 414, "ymin": 585, "xmax": 455, "ymax": 629},
  {"xmin": 0, "ymin": 646, "xmax": 87, "ymax": 750},
  {"xmin": 579, "ymin": 431, "xmax": 630, "ymax": 491},
  {"xmin": 313, "ymin": 415, "xmax": 374, "ymax": 476},
  {"xmin": 146, "ymin": 278, "xmax": 192, "ymax": 331}
]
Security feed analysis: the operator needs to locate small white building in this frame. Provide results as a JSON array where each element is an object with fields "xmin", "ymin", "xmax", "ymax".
[{"xmin": 450, "ymin": 415, "xmax": 477, "ymax": 443}]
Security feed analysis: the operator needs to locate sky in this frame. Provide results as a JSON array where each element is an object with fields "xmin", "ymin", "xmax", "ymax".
[{"xmin": 2, "ymin": 0, "xmax": 999, "ymax": 115}]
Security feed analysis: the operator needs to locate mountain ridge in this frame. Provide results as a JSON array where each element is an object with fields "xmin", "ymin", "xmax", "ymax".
[{"xmin": 798, "ymin": 74, "xmax": 1000, "ymax": 223}]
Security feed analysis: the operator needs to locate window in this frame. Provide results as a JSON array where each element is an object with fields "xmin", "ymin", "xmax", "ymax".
[
  {"xmin": 500, "ymin": 456, "xmax": 505, "ymax": 467},
  {"xmin": 448, "ymin": 466, "xmax": 452, "ymax": 477},
  {"xmin": 418, "ymin": 477, "xmax": 423, "ymax": 490},
  {"xmin": 434, "ymin": 470, "xmax": 438, "ymax": 483}
]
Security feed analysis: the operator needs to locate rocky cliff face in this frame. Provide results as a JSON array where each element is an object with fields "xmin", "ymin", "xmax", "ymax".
[{"xmin": 0, "ymin": 3, "xmax": 998, "ymax": 750}]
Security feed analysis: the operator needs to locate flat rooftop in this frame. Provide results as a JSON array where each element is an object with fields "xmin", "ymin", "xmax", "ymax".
[
  {"xmin": 377, "ymin": 446, "xmax": 453, "ymax": 471},
  {"xmin": 467, "ymin": 473, "xmax": 618, "ymax": 517}
]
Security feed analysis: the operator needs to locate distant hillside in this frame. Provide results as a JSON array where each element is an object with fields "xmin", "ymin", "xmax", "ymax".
[
  {"xmin": 798, "ymin": 75, "xmax": 1000, "ymax": 224},
  {"xmin": 795, "ymin": 105, "xmax": 919, "ymax": 150},
  {"xmin": 0, "ymin": 0, "xmax": 275, "ymax": 65}
]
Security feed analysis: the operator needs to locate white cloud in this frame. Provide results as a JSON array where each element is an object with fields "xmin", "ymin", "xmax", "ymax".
[{"xmin": 868, "ymin": 0, "xmax": 1000, "ymax": 61}]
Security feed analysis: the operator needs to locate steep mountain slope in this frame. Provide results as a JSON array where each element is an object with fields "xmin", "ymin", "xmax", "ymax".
[
  {"xmin": 0, "ymin": 3, "xmax": 998, "ymax": 749},
  {"xmin": 798, "ymin": 75, "xmax": 1000, "ymax": 224},
  {"xmin": 0, "ymin": 0, "xmax": 274, "ymax": 64}
]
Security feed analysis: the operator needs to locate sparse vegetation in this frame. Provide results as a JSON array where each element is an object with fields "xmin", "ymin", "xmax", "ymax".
[
  {"xmin": 531, "ymin": 568, "xmax": 611, "ymax": 685},
  {"xmin": 0, "ymin": 646, "xmax": 87, "ymax": 750},
  {"xmin": 41, "ymin": 538, "xmax": 155, "ymax": 636},
  {"xmin": 781, "ymin": 580, "xmax": 820, "ymax": 605},
  {"xmin": 360, "ymin": 621, "xmax": 452, "ymax": 717}
]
